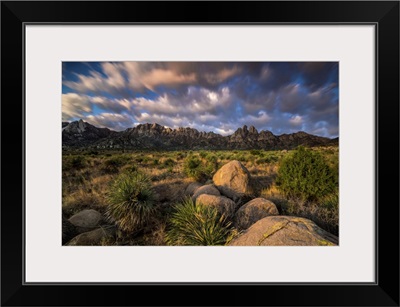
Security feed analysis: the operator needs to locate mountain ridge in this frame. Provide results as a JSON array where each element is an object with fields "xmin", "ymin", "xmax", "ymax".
[{"xmin": 62, "ymin": 119, "xmax": 338, "ymax": 150}]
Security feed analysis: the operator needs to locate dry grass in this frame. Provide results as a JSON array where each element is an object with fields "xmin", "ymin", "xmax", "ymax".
[{"xmin": 261, "ymin": 184, "xmax": 339, "ymax": 236}]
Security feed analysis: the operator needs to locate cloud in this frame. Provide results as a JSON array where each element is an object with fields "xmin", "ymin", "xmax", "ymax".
[
  {"xmin": 204, "ymin": 66, "xmax": 241, "ymax": 84},
  {"xmin": 62, "ymin": 93, "xmax": 92, "ymax": 121},
  {"xmin": 140, "ymin": 69, "xmax": 197, "ymax": 91},
  {"xmin": 85, "ymin": 113, "xmax": 135, "ymax": 131},
  {"xmin": 297, "ymin": 62, "xmax": 338, "ymax": 90},
  {"xmin": 62, "ymin": 62, "xmax": 339, "ymax": 138},
  {"xmin": 129, "ymin": 86, "xmax": 233, "ymax": 118},
  {"xmin": 238, "ymin": 111, "xmax": 272, "ymax": 127},
  {"xmin": 278, "ymin": 83, "xmax": 310, "ymax": 114},
  {"xmin": 64, "ymin": 63, "xmax": 127, "ymax": 96},
  {"xmin": 90, "ymin": 96, "xmax": 133, "ymax": 113},
  {"xmin": 63, "ymin": 62, "xmax": 244, "ymax": 95},
  {"xmin": 289, "ymin": 115, "xmax": 303, "ymax": 127}
]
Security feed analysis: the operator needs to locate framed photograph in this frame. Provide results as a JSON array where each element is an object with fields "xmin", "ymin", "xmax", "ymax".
[{"xmin": 1, "ymin": 1, "xmax": 399, "ymax": 306}]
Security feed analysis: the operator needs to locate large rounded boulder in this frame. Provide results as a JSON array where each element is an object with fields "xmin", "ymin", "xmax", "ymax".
[
  {"xmin": 234, "ymin": 198, "xmax": 279, "ymax": 230},
  {"xmin": 192, "ymin": 184, "xmax": 220, "ymax": 201},
  {"xmin": 196, "ymin": 194, "xmax": 237, "ymax": 218},
  {"xmin": 212, "ymin": 160, "xmax": 253, "ymax": 201},
  {"xmin": 185, "ymin": 182, "xmax": 203, "ymax": 196},
  {"xmin": 68, "ymin": 209, "xmax": 103, "ymax": 233},
  {"xmin": 229, "ymin": 216, "xmax": 338, "ymax": 246},
  {"xmin": 66, "ymin": 226, "xmax": 116, "ymax": 246}
]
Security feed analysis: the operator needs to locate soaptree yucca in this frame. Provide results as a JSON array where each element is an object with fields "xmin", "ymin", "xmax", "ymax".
[{"xmin": 106, "ymin": 171, "xmax": 156, "ymax": 233}]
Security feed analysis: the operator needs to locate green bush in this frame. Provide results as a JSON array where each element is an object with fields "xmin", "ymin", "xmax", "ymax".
[
  {"xmin": 165, "ymin": 198, "xmax": 232, "ymax": 246},
  {"xmin": 162, "ymin": 158, "xmax": 175, "ymax": 168},
  {"xmin": 199, "ymin": 151, "xmax": 207, "ymax": 158},
  {"xmin": 101, "ymin": 155, "xmax": 130, "ymax": 174},
  {"xmin": 205, "ymin": 154, "xmax": 219, "ymax": 172},
  {"xmin": 105, "ymin": 171, "xmax": 156, "ymax": 233},
  {"xmin": 255, "ymin": 158, "xmax": 268, "ymax": 165},
  {"xmin": 176, "ymin": 152, "xmax": 186, "ymax": 160},
  {"xmin": 276, "ymin": 146, "xmax": 337, "ymax": 202},
  {"xmin": 63, "ymin": 155, "xmax": 86, "ymax": 171},
  {"xmin": 250, "ymin": 149, "xmax": 262, "ymax": 156},
  {"xmin": 321, "ymin": 190, "xmax": 339, "ymax": 210},
  {"xmin": 135, "ymin": 157, "xmax": 144, "ymax": 163},
  {"xmin": 236, "ymin": 154, "xmax": 246, "ymax": 162},
  {"xmin": 183, "ymin": 155, "xmax": 212, "ymax": 182}
]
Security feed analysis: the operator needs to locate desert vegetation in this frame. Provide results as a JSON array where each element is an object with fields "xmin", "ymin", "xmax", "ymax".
[{"xmin": 62, "ymin": 145, "xmax": 339, "ymax": 246}]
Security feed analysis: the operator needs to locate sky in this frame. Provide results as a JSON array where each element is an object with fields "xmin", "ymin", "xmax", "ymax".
[{"xmin": 62, "ymin": 62, "xmax": 338, "ymax": 138}]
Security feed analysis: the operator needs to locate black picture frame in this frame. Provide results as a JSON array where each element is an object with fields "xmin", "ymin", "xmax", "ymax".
[{"xmin": 1, "ymin": 1, "xmax": 399, "ymax": 306}]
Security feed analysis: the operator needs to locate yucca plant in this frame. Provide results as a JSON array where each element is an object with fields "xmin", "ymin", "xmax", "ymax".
[
  {"xmin": 165, "ymin": 198, "xmax": 232, "ymax": 246},
  {"xmin": 105, "ymin": 171, "xmax": 156, "ymax": 233},
  {"xmin": 183, "ymin": 155, "xmax": 211, "ymax": 182}
]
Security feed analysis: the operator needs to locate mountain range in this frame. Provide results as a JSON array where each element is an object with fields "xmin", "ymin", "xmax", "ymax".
[{"xmin": 62, "ymin": 119, "xmax": 338, "ymax": 150}]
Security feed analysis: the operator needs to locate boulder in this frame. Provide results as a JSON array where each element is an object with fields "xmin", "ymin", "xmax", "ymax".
[
  {"xmin": 196, "ymin": 194, "xmax": 237, "ymax": 218},
  {"xmin": 212, "ymin": 160, "xmax": 253, "ymax": 201},
  {"xmin": 192, "ymin": 184, "xmax": 220, "ymax": 201},
  {"xmin": 229, "ymin": 216, "xmax": 338, "ymax": 246},
  {"xmin": 68, "ymin": 209, "xmax": 103, "ymax": 233},
  {"xmin": 66, "ymin": 226, "xmax": 116, "ymax": 246},
  {"xmin": 62, "ymin": 216, "xmax": 78, "ymax": 245},
  {"xmin": 234, "ymin": 198, "xmax": 279, "ymax": 230},
  {"xmin": 185, "ymin": 182, "xmax": 203, "ymax": 196}
]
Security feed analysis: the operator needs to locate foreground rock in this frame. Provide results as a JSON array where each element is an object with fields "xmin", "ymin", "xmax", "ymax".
[
  {"xmin": 229, "ymin": 216, "xmax": 338, "ymax": 246},
  {"xmin": 196, "ymin": 194, "xmax": 237, "ymax": 218},
  {"xmin": 66, "ymin": 226, "xmax": 116, "ymax": 246},
  {"xmin": 185, "ymin": 182, "xmax": 203, "ymax": 196},
  {"xmin": 213, "ymin": 160, "xmax": 253, "ymax": 201},
  {"xmin": 62, "ymin": 216, "xmax": 78, "ymax": 245},
  {"xmin": 68, "ymin": 209, "xmax": 103, "ymax": 233},
  {"xmin": 192, "ymin": 184, "xmax": 220, "ymax": 201},
  {"xmin": 234, "ymin": 198, "xmax": 279, "ymax": 230}
]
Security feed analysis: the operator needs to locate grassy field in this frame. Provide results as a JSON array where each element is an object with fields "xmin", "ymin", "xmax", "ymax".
[{"xmin": 62, "ymin": 146, "xmax": 339, "ymax": 245}]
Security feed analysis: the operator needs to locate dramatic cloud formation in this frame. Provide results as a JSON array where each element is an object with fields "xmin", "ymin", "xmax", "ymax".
[{"xmin": 62, "ymin": 62, "xmax": 338, "ymax": 137}]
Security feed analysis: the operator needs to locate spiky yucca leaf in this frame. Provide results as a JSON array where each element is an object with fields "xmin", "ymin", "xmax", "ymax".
[
  {"xmin": 106, "ymin": 171, "xmax": 156, "ymax": 233},
  {"xmin": 166, "ymin": 198, "xmax": 232, "ymax": 246}
]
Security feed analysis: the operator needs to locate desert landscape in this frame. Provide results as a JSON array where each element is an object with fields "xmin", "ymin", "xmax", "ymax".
[
  {"xmin": 62, "ymin": 61, "xmax": 339, "ymax": 246},
  {"xmin": 62, "ymin": 120, "xmax": 338, "ymax": 246}
]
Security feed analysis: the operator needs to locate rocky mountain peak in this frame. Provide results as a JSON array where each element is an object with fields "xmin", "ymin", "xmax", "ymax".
[
  {"xmin": 249, "ymin": 125, "xmax": 258, "ymax": 134},
  {"xmin": 63, "ymin": 120, "xmax": 337, "ymax": 150}
]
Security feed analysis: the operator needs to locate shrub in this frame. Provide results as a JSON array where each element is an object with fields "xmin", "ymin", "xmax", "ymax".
[
  {"xmin": 63, "ymin": 155, "xmax": 86, "ymax": 171},
  {"xmin": 105, "ymin": 171, "xmax": 156, "ymax": 233},
  {"xmin": 255, "ymin": 158, "xmax": 268, "ymax": 165},
  {"xmin": 101, "ymin": 155, "xmax": 131, "ymax": 174},
  {"xmin": 183, "ymin": 155, "xmax": 212, "ymax": 182},
  {"xmin": 205, "ymin": 154, "xmax": 219, "ymax": 172},
  {"xmin": 236, "ymin": 154, "xmax": 246, "ymax": 162},
  {"xmin": 321, "ymin": 190, "xmax": 339, "ymax": 210},
  {"xmin": 122, "ymin": 164, "xmax": 138, "ymax": 174},
  {"xmin": 250, "ymin": 149, "xmax": 262, "ymax": 156},
  {"xmin": 176, "ymin": 152, "xmax": 186, "ymax": 160},
  {"xmin": 199, "ymin": 151, "xmax": 207, "ymax": 158},
  {"xmin": 276, "ymin": 146, "xmax": 337, "ymax": 202},
  {"xmin": 84, "ymin": 150, "xmax": 99, "ymax": 156},
  {"xmin": 264, "ymin": 154, "xmax": 279, "ymax": 163},
  {"xmin": 162, "ymin": 158, "xmax": 175, "ymax": 168},
  {"xmin": 165, "ymin": 198, "xmax": 232, "ymax": 246}
]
